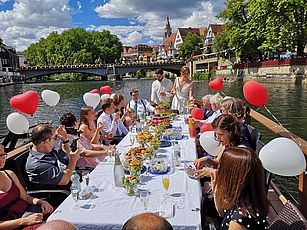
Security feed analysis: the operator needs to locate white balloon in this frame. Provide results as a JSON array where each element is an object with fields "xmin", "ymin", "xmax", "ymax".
[
  {"xmin": 83, "ymin": 92, "xmax": 100, "ymax": 109},
  {"xmin": 259, "ymin": 137, "xmax": 306, "ymax": 176},
  {"xmin": 42, "ymin": 89, "xmax": 60, "ymax": 107},
  {"xmin": 199, "ymin": 131, "xmax": 224, "ymax": 156},
  {"xmin": 6, "ymin": 112, "xmax": 29, "ymax": 134},
  {"xmin": 101, "ymin": 94, "xmax": 110, "ymax": 102}
]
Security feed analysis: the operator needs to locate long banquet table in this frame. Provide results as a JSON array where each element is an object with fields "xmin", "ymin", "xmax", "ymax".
[{"xmin": 47, "ymin": 116, "xmax": 202, "ymax": 229}]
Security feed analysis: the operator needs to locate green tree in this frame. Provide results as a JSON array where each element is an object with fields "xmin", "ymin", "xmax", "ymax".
[
  {"xmin": 23, "ymin": 28, "xmax": 122, "ymax": 66},
  {"xmin": 178, "ymin": 32, "xmax": 203, "ymax": 61}
]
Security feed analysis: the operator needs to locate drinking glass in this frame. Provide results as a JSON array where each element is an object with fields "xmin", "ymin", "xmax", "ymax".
[
  {"xmin": 129, "ymin": 133, "xmax": 135, "ymax": 146},
  {"xmin": 140, "ymin": 191, "xmax": 149, "ymax": 211},
  {"xmin": 71, "ymin": 189, "xmax": 79, "ymax": 209},
  {"xmin": 162, "ymin": 174, "xmax": 170, "ymax": 196},
  {"xmin": 82, "ymin": 171, "xmax": 90, "ymax": 187}
]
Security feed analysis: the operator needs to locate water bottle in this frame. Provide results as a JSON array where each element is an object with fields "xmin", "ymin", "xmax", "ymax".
[
  {"xmin": 136, "ymin": 119, "xmax": 142, "ymax": 133},
  {"xmin": 173, "ymin": 141, "xmax": 181, "ymax": 166},
  {"xmin": 114, "ymin": 151, "xmax": 125, "ymax": 187},
  {"xmin": 70, "ymin": 170, "xmax": 81, "ymax": 196}
]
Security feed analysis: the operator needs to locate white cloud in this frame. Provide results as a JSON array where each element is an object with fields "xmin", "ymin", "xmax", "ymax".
[
  {"xmin": 0, "ymin": 0, "xmax": 72, "ymax": 51},
  {"xmin": 0, "ymin": 0, "xmax": 10, "ymax": 3},
  {"xmin": 94, "ymin": 0, "xmax": 224, "ymax": 46}
]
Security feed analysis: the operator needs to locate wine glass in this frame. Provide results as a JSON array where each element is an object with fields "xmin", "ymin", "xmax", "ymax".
[
  {"xmin": 140, "ymin": 191, "xmax": 149, "ymax": 211},
  {"xmin": 129, "ymin": 133, "xmax": 135, "ymax": 146},
  {"xmin": 82, "ymin": 171, "xmax": 90, "ymax": 187},
  {"xmin": 162, "ymin": 174, "xmax": 170, "ymax": 196},
  {"xmin": 71, "ymin": 189, "xmax": 79, "ymax": 209}
]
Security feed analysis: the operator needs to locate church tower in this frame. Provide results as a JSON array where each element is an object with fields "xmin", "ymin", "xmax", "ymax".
[{"xmin": 163, "ymin": 16, "xmax": 172, "ymax": 39}]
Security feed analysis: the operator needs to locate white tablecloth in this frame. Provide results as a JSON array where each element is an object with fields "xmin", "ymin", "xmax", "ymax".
[{"xmin": 48, "ymin": 116, "xmax": 202, "ymax": 229}]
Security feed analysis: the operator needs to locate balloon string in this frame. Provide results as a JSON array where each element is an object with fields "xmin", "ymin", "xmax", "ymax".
[
  {"xmin": 220, "ymin": 91, "xmax": 227, "ymax": 97},
  {"xmin": 264, "ymin": 106, "xmax": 302, "ymax": 147},
  {"xmin": 53, "ymin": 107, "xmax": 61, "ymax": 120}
]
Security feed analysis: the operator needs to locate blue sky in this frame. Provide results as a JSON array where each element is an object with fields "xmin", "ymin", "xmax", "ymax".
[{"xmin": 0, "ymin": 0, "xmax": 223, "ymax": 51}]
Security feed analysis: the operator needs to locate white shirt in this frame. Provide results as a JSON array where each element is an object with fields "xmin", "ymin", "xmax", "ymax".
[
  {"xmin": 128, "ymin": 99, "xmax": 155, "ymax": 115},
  {"xmin": 97, "ymin": 112, "xmax": 128, "ymax": 143},
  {"xmin": 151, "ymin": 77, "xmax": 173, "ymax": 103}
]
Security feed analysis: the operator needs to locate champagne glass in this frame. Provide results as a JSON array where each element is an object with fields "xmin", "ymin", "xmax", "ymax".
[
  {"xmin": 162, "ymin": 174, "xmax": 170, "ymax": 196},
  {"xmin": 82, "ymin": 171, "xmax": 90, "ymax": 187},
  {"xmin": 71, "ymin": 189, "xmax": 79, "ymax": 209},
  {"xmin": 140, "ymin": 191, "xmax": 149, "ymax": 211},
  {"xmin": 129, "ymin": 133, "xmax": 135, "ymax": 146}
]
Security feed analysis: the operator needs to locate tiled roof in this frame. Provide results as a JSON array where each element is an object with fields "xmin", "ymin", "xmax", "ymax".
[
  {"xmin": 209, "ymin": 24, "xmax": 224, "ymax": 35},
  {"xmin": 163, "ymin": 33, "xmax": 176, "ymax": 47}
]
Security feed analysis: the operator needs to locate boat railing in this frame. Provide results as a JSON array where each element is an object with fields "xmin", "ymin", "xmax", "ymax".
[{"xmin": 249, "ymin": 108, "xmax": 307, "ymax": 218}]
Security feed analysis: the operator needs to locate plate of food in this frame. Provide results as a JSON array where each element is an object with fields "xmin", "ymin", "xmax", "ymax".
[
  {"xmin": 148, "ymin": 157, "xmax": 170, "ymax": 174},
  {"xmin": 184, "ymin": 163, "xmax": 197, "ymax": 179}
]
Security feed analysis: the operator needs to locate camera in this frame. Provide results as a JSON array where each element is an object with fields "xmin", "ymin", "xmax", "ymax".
[{"xmin": 66, "ymin": 127, "xmax": 79, "ymax": 136}]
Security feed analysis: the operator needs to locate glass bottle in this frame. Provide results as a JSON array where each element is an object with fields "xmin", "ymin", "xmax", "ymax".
[{"xmin": 114, "ymin": 151, "xmax": 125, "ymax": 187}]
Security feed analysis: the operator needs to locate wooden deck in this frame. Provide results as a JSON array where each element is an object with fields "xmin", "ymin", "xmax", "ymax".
[{"xmin": 267, "ymin": 187, "xmax": 286, "ymax": 224}]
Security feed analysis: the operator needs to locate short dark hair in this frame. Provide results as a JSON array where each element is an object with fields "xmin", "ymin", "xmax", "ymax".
[
  {"xmin": 122, "ymin": 213, "xmax": 173, "ymax": 230},
  {"xmin": 155, "ymin": 69, "xmax": 163, "ymax": 75},
  {"xmin": 101, "ymin": 98, "xmax": 113, "ymax": 112},
  {"xmin": 31, "ymin": 124, "xmax": 54, "ymax": 145},
  {"xmin": 60, "ymin": 113, "xmax": 77, "ymax": 127},
  {"xmin": 130, "ymin": 88, "xmax": 139, "ymax": 95}
]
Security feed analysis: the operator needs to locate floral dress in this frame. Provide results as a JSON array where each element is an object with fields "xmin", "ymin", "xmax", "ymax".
[{"xmin": 221, "ymin": 207, "xmax": 268, "ymax": 230}]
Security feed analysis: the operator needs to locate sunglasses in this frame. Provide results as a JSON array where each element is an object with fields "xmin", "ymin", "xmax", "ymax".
[{"xmin": 132, "ymin": 93, "xmax": 139, "ymax": 96}]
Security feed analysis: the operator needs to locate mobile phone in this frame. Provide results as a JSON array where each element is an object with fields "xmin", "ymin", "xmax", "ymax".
[{"xmin": 70, "ymin": 139, "xmax": 78, "ymax": 152}]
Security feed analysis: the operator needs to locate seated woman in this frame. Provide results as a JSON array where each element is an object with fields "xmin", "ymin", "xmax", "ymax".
[
  {"xmin": 212, "ymin": 147, "xmax": 269, "ymax": 229},
  {"xmin": 79, "ymin": 106, "xmax": 111, "ymax": 144},
  {"xmin": 123, "ymin": 108, "xmax": 136, "ymax": 129},
  {"xmin": 60, "ymin": 113, "xmax": 113, "ymax": 170},
  {"xmin": 195, "ymin": 114, "xmax": 251, "ymax": 177},
  {"xmin": 220, "ymin": 97, "xmax": 252, "ymax": 148},
  {"xmin": 0, "ymin": 144, "xmax": 53, "ymax": 230},
  {"xmin": 194, "ymin": 93, "xmax": 223, "ymax": 128}
]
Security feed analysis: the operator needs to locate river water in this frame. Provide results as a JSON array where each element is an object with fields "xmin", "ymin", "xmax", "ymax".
[
  {"xmin": 0, "ymin": 79, "xmax": 306, "ymax": 200},
  {"xmin": 1, "ymin": 79, "xmax": 306, "ymax": 140}
]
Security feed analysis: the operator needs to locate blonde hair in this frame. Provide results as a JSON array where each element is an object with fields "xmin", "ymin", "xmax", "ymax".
[{"xmin": 210, "ymin": 93, "xmax": 223, "ymax": 105}]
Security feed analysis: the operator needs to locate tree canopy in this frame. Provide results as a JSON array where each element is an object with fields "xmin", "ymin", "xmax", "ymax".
[
  {"xmin": 23, "ymin": 28, "xmax": 123, "ymax": 66},
  {"xmin": 178, "ymin": 32, "xmax": 203, "ymax": 61},
  {"xmin": 213, "ymin": 0, "xmax": 307, "ymax": 62}
]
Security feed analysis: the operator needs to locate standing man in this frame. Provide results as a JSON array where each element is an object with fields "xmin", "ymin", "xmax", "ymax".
[{"xmin": 151, "ymin": 69, "xmax": 173, "ymax": 104}]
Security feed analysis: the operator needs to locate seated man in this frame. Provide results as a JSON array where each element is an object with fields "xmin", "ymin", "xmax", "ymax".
[
  {"xmin": 127, "ymin": 88, "xmax": 155, "ymax": 118},
  {"xmin": 97, "ymin": 98, "xmax": 128, "ymax": 145},
  {"xmin": 26, "ymin": 124, "xmax": 80, "ymax": 206}
]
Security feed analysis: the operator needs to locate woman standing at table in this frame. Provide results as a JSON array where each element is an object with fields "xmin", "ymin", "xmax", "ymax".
[
  {"xmin": 0, "ymin": 144, "xmax": 53, "ymax": 230},
  {"xmin": 171, "ymin": 66, "xmax": 194, "ymax": 114},
  {"xmin": 212, "ymin": 147, "xmax": 269, "ymax": 229}
]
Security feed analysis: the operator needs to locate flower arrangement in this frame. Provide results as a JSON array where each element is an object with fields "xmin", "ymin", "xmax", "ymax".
[
  {"xmin": 150, "ymin": 137, "xmax": 160, "ymax": 151},
  {"xmin": 155, "ymin": 102, "xmax": 171, "ymax": 110},
  {"xmin": 128, "ymin": 160, "xmax": 143, "ymax": 176},
  {"xmin": 136, "ymin": 131, "xmax": 154, "ymax": 147},
  {"xmin": 123, "ymin": 175, "xmax": 140, "ymax": 196}
]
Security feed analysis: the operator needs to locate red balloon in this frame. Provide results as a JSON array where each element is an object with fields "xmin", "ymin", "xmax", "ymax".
[
  {"xmin": 208, "ymin": 78, "xmax": 223, "ymax": 91},
  {"xmin": 100, "ymin": 86, "xmax": 112, "ymax": 94},
  {"xmin": 10, "ymin": 91, "xmax": 39, "ymax": 115},
  {"xmin": 191, "ymin": 108, "xmax": 204, "ymax": 120},
  {"xmin": 200, "ymin": 123, "xmax": 213, "ymax": 133},
  {"xmin": 243, "ymin": 81, "xmax": 268, "ymax": 106},
  {"xmin": 90, "ymin": 89, "xmax": 100, "ymax": 94}
]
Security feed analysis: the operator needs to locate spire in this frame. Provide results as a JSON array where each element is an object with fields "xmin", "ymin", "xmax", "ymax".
[{"xmin": 163, "ymin": 16, "xmax": 172, "ymax": 39}]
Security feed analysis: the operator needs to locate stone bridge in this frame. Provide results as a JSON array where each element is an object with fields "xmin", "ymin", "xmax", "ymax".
[{"xmin": 19, "ymin": 61, "xmax": 186, "ymax": 80}]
